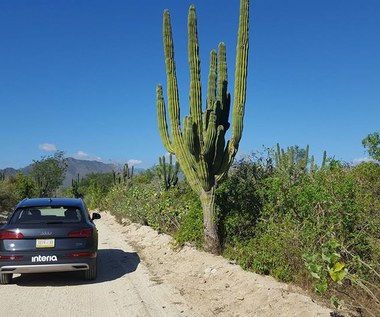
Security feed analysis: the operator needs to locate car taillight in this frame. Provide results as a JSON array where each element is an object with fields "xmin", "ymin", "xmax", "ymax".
[
  {"xmin": 0, "ymin": 255, "xmax": 23, "ymax": 260},
  {"xmin": 0, "ymin": 230, "xmax": 24, "ymax": 240},
  {"xmin": 68, "ymin": 228, "xmax": 93, "ymax": 238}
]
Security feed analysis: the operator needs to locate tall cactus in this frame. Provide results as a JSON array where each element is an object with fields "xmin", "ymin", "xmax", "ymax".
[{"xmin": 156, "ymin": 0, "xmax": 249, "ymax": 254}]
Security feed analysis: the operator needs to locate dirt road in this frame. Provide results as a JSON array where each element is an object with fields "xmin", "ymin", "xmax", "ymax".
[
  {"xmin": 0, "ymin": 214, "xmax": 193, "ymax": 317},
  {"xmin": 0, "ymin": 212, "xmax": 335, "ymax": 317}
]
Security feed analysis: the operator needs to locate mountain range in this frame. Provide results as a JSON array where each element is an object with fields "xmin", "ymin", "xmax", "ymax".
[{"xmin": 0, "ymin": 158, "xmax": 141, "ymax": 187}]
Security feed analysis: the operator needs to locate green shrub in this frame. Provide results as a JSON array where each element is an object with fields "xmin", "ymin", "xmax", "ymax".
[
  {"xmin": 217, "ymin": 154, "xmax": 274, "ymax": 247},
  {"xmin": 173, "ymin": 189, "xmax": 203, "ymax": 248},
  {"xmin": 0, "ymin": 177, "xmax": 18, "ymax": 214},
  {"xmin": 103, "ymin": 174, "xmax": 203, "ymax": 245}
]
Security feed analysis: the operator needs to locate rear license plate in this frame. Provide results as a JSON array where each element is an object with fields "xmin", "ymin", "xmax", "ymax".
[{"xmin": 36, "ymin": 239, "xmax": 55, "ymax": 248}]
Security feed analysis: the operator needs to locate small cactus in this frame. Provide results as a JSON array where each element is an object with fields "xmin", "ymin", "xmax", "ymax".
[
  {"xmin": 275, "ymin": 143, "xmax": 327, "ymax": 175},
  {"xmin": 71, "ymin": 173, "xmax": 82, "ymax": 198},
  {"xmin": 158, "ymin": 154, "xmax": 179, "ymax": 191},
  {"xmin": 123, "ymin": 163, "xmax": 134, "ymax": 182},
  {"xmin": 112, "ymin": 169, "xmax": 117, "ymax": 185}
]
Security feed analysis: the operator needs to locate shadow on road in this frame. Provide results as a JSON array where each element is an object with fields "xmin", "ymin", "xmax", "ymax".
[{"xmin": 11, "ymin": 248, "xmax": 140, "ymax": 287}]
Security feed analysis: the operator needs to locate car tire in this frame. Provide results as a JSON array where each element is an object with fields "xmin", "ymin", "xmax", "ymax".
[
  {"xmin": 0, "ymin": 273, "xmax": 12, "ymax": 284},
  {"xmin": 84, "ymin": 262, "xmax": 97, "ymax": 281}
]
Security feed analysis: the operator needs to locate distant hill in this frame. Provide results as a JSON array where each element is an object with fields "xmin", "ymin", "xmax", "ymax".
[
  {"xmin": 63, "ymin": 157, "xmax": 116, "ymax": 187},
  {"xmin": 1, "ymin": 167, "xmax": 18, "ymax": 177},
  {"xmin": 0, "ymin": 158, "xmax": 144, "ymax": 188}
]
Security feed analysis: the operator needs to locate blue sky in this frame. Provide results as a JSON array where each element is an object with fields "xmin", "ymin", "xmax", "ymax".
[{"xmin": 0, "ymin": 0, "xmax": 379, "ymax": 169}]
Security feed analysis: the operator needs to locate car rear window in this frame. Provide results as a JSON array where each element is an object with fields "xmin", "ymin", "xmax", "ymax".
[{"xmin": 10, "ymin": 206, "xmax": 83, "ymax": 224}]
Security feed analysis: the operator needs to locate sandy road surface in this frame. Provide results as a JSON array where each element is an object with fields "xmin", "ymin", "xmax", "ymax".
[
  {"xmin": 0, "ymin": 211, "xmax": 337, "ymax": 317},
  {"xmin": 0, "ymin": 215, "xmax": 193, "ymax": 317}
]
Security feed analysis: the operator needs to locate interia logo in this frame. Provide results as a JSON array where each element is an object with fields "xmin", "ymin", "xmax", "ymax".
[{"xmin": 31, "ymin": 255, "xmax": 58, "ymax": 263}]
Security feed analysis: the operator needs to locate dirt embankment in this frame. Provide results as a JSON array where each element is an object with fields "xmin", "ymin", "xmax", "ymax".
[
  {"xmin": 110, "ymin": 212, "xmax": 335, "ymax": 317},
  {"xmin": 0, "ymin": 211, "xmax": 336, "ymax": 316}
]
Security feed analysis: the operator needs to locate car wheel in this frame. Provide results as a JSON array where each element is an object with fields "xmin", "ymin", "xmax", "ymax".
[
  {"xmin": 0, "ymin": 273, "xmax": 12, "ymax": 284},
  {"xmin": 84, "ymin": 262, "xmax": 97, "ymax": 281}
]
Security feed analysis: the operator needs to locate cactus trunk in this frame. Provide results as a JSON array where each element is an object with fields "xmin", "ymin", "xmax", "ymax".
[
  {"xmin": 200, "ymin": 188, "xmax": 220, "ymax": 254},
  {"xmin": 156, "ymin": 0, "xmax": 249, "ymax": 254}
]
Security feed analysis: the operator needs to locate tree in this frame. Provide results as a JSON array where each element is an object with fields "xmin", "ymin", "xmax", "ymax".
[
  {"xmin": 362, "ymin": 132, "xmax": 380, "ymax": 161},
  {"xmin": 14, "ymin": 173, "xmax": 36, "ymax": 198},
  {"xmin": 30, "ymin": 151, "xmax": 67, "ymax": 197},
  {"xmin": 156, "ymin": 0, "xmax": 250, "ymax": 254},
  {"xmin": 0, "ymin": 178, "xmax": 18, "ymax": 213},
  {"xmin": 79, "ymin": 172, "xmax": 114, "ymax": 209}
]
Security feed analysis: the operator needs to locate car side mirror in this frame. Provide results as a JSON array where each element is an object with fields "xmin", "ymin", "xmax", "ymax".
[{"xmin": 91, "ymin": 212, "xmax": 101, "ymax": 220}]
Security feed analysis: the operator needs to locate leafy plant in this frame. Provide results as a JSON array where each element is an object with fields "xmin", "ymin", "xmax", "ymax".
[
  {"xmin": 303, "ymin": 240, "xmax": 347, "ymax": 295},
  {"xmin": 362, "ymin": 132, "xmax": 380, "ymax": 161},
  {"xmin": 30, "ymin": 150, "xmax": 67, "ymax": 197}
]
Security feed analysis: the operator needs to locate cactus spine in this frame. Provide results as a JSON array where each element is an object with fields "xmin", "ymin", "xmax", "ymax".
[
  {"xmin": 156, "ymin": 0, "xmax": 249, "ymax": 253},
  {"xmin": 158, "ymin": 154, "xmax": 179, "ymax": 191}
]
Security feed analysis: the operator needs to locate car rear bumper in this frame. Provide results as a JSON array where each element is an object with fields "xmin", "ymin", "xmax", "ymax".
[
  {"xmin": 0, "ymin": 263, "xmax": 89, "ymax": 274},
  {"xmin": 0, "ymin": 250, "xmax": 97, "ymax": 275}
]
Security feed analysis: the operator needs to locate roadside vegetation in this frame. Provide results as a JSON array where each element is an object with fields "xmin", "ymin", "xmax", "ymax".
[
  {"xmin": 0, "ymin": 151, "xmax": 67, "ymax": 213},
  {"xmin": 80, "ymin": 136, "xmax": 380, "ymax": 316},
  {"xmin": 1, "ymin": 139, "xmax": 379, "ymax": 316}
]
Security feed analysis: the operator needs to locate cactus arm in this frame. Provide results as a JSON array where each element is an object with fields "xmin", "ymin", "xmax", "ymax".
[
  {"xmin": 188, "ymin": 6, "xmax": 203, "ymax": 150},
  {"xmin": 202, "ymin": 109, "xmax": 213, "ymax": 137},
  {"xmin": 162, "ymin": 9, "xmax": 202, "ymax": 194},
  {"xmin": 215, "ymin": 140, "xmax": 237, "ymax": 183},
  {"xmin": 183, "ymin": 115, "xmax": 196, "ymax": 155},
  {"xmin": 168, "ymin": 154, "xmax": 173, "ymax": 189},
  {"xmin": 159, "ymin": 156, "xmax": 167, "ymax": 190},
  {"xmin": 303, "ymin": 144, "xmax": 309, "ymax": 170},
  {"xmin": 321, "ymin": 150, "xmax": 327, "ymax": 169},
  {"xmin": 212, "ymin": 126, "xmax": 226, "ymax": 174},
  {"xmin": 163, "ymin": 156, "xmax": 168, "ymax": 189},
  {"xmin": 158, "ymin": 157, "xmax": 163, "ymax": 179},
  {"xmin": 163, "ymin": 10, "xmax": 181, "ymax": 143},
  {"xmin": 275, "ymin": 143, "xmax": 280, "ymax": 167},
  {"xmin": 207, "ymin": 50, "xmax": 217, "ymax": 111},
  {"xmin": 230, "ymin": 0, "xmax": 249, "ymax": 148},
  {"xmin": 216, "ymin": 0, "xmax": 249, "ymax": 183},
  {"xmin": 214, "ymin": 0, "xmax": 250, "ymax": 183},
  {"xmin": 310, "ymin": 155, "xmax": 316, "ymax": 174},
  {"xmin": 173, "ymin": 161, "xmax": 180, "ymax": 186},
  {"xmin": 289, "ymin": 147, "xmax": 294, "ymax": 168},
  {"xmin": 217, "ymin": 43, "xmax": 230, "ymax": 130},
  {"xmin": 157, "ymin": 85, "xmax": 175, "ymax": 154},
  {"xmin": 202, "ymin": 109, "xmax": 217, "ymax": 157}
]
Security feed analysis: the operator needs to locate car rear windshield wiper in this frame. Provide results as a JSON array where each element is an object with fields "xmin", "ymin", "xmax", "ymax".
[{"xmin": 45, "ymin": 221, "xmax": 65, "ymax": 224}]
